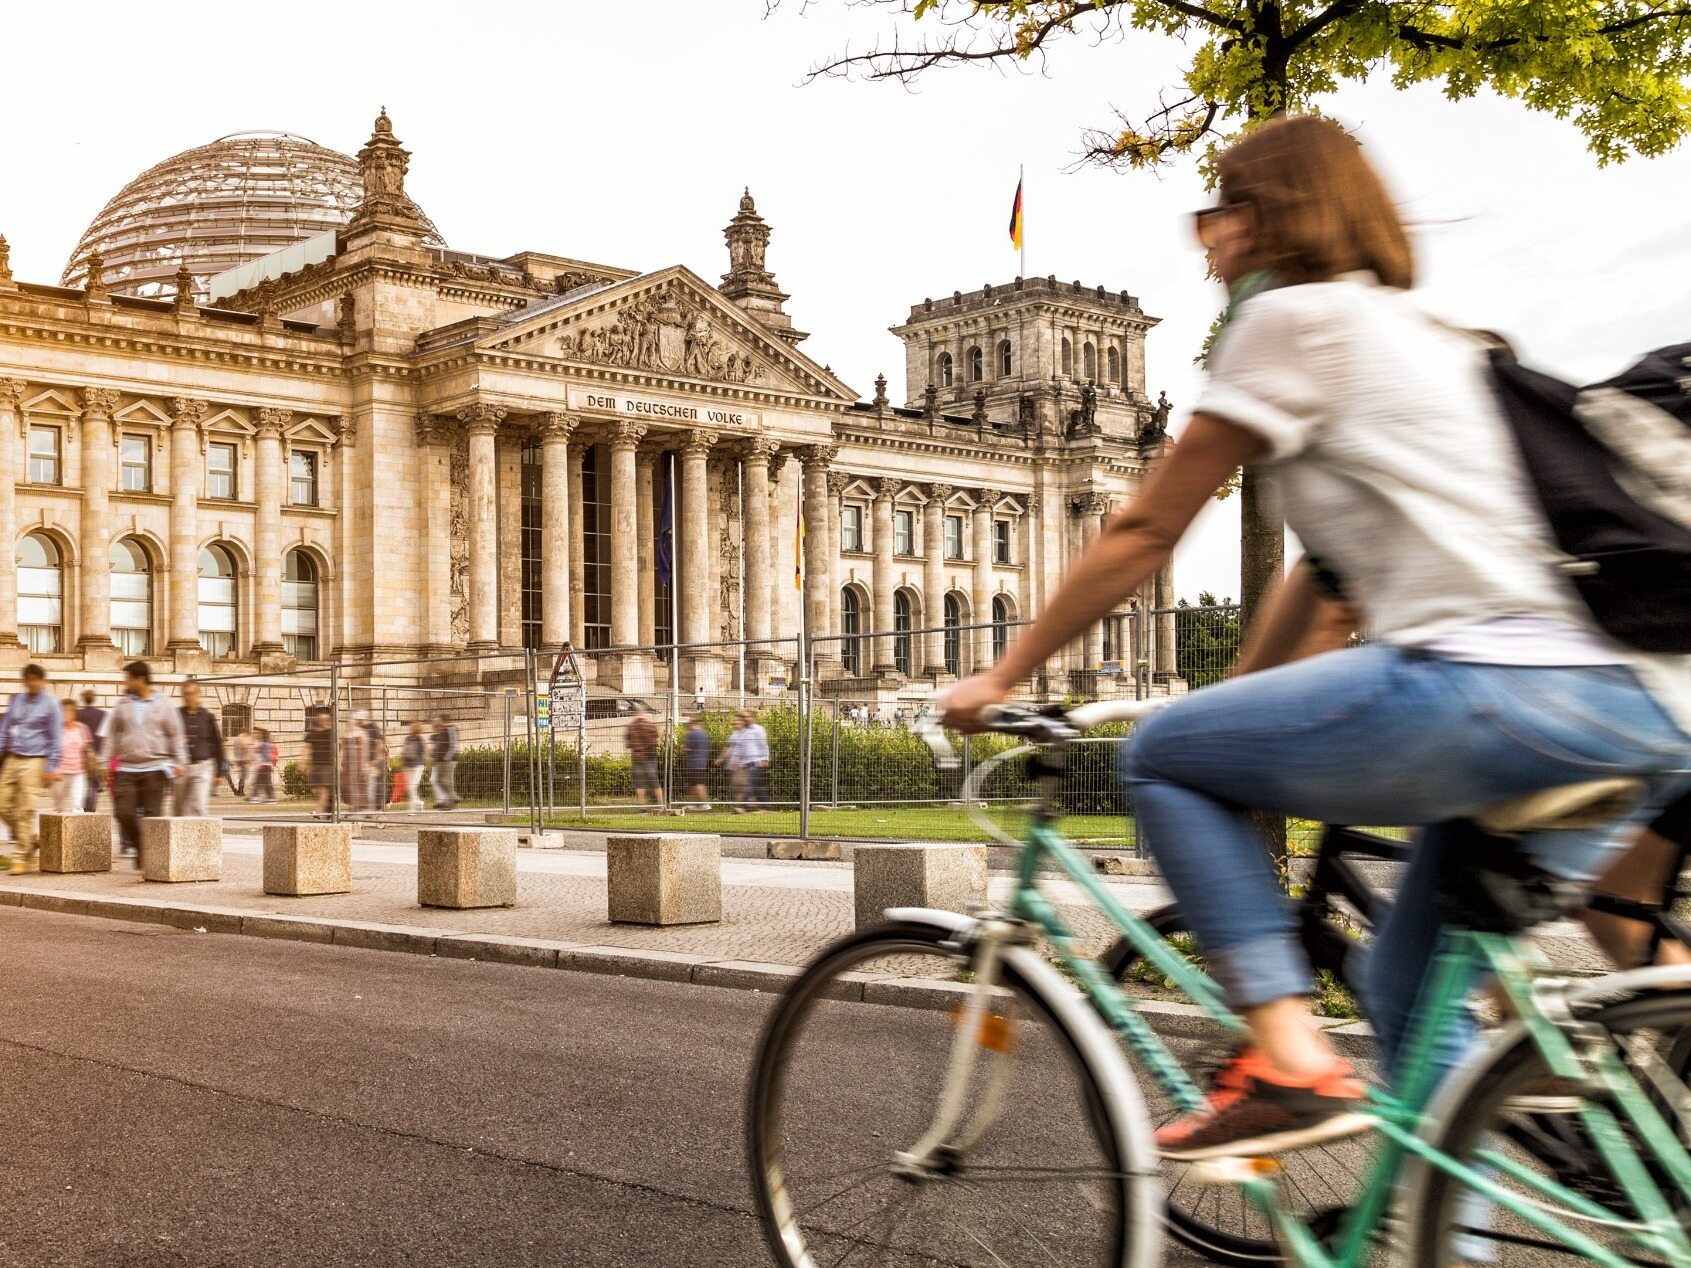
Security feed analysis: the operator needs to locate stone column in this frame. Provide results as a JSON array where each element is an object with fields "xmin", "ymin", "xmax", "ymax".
[
  {"xmin": 678, "ymin": 428, "xmax": 717, "ymax": 646},
  {"xmin": 1073, "ymin": 493, "xmax": 1108, "ymax": 677},
  {"xmin": 770, "ymin": 450, "xmax": 796, "ymax": 662},
  {"xmin": 1155, "ymin": 559, "xmax": 1178, "ymax": 677},
  {"xmin": 537, "ymin": 412, "xmax": 575, "ymax": 649},
  {"xmin": 741, "ymin": 437, "xmax": 778, "ymax": 650},
  {"xmin": 971, "ymin": 492, "xmax": 997, "ymax": 673},
  {"xmin": 458, "ymin": 402, "xmax": 506, "ymax": 652},
  {"xmin": 636, "ymin": 447, "xmax": 657, "ymax": 648},
  {"xmin": 166, "ymin": 397, "xmax": 207, "ymax": 661},
  {"xmin": 605, "ymin": 420, "xmax": 651, "ymax": 690},
  {"xmin": 800, "ymin": 446, "xmax": 836, "ymax": 668},
  {"xmin": 568, "ymin": 445, "xmax": 586, "ymax": 649},
  {"xmin": 252, "ymin": 408, "xmax": 288, "ymax": 656},
  {"xmin": 77, "ymin": 388, "xmax": 119, "ymax": 659},
  {"xmin": 0, "ymin": 380, "xmax": 27, "ymax": 656},
  {"xmin": 826, "ymin": 472, "xmax": 847, "ymax": 631},
  {"xmin": 870, "ymin": 477, "xmax": 899, "ymax": 674},
  {"xmin": 415, "ymin": 414, "xmax": 454, "ymax": 654},
  {"xmin": 923, "ymin": 483, "xmax": 951, "ymax": 678}
]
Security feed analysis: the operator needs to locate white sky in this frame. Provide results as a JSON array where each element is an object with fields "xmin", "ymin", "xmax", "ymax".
[{"xmin": 3, "ymin": 1, "xmax": 1687, "ymax": 601}]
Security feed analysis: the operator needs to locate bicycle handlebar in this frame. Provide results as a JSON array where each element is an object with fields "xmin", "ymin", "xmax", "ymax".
[{"xmin": 912, "ymin": 698, "xmax": 1170, "ymax": 770}]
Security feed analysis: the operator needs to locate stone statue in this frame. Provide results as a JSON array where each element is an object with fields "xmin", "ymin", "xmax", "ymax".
[
  {"xmin": 1079, "ymin": 380, "xmax": 1098, "ymax": 431},
  {"xmin": 0, "ymin": 234, "xmax": 10, "ymax": 282},
  {"xmin": 1153, "ymin": 390, "xmax": 1172, "ymax": 433}
]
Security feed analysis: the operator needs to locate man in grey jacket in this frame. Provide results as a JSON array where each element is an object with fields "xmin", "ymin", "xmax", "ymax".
[{"xmin": 103, "ymin": 661, "xmax": 185, "ymax": 866}]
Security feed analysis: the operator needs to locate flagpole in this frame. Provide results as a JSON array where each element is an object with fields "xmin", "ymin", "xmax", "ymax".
[
  {"xmin": 1019, "ymin": 162, "xmax": 1026, "ymax": 280},
  {"xmin": 669, "ymin": 451, "xmax": 680, "ymax": 723}
]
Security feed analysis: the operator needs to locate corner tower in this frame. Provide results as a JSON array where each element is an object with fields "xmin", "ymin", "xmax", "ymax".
[{"xmin": 890, "ymin": 277, "xmax": 1161, "ymax": 440}]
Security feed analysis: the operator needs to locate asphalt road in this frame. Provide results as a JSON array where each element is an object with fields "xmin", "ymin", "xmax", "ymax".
[{"xmin": 0, "ymin": 909, "xmax": 1234, "ymax": 1268}]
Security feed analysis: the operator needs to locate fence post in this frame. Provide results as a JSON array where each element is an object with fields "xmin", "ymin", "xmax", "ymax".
[
  {"xmin": 829, "ymin": 701, "xmax": 841, "ymax": 809},
  {"xmin": 502, "ymin": 690, "xmax": 513, "ymax": 815},
  {"xmin": 328, "ymin": 663, "xmax": 341, "ymax": 824},
  {"xmin": 797, "ymin": 632, "xmax": 811, "ymax": 841}
]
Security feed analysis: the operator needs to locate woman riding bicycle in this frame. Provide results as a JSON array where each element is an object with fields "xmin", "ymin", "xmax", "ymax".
[{"xmin": 943, "ymin": 114, "xmax": 1691, "ymax": 1162}]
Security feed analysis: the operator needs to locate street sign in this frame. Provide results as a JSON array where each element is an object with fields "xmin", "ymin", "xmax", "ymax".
[
  {"xmin": 548, "ymin": 644, "xmax": 587, "ymax": 732},
  {"xmin": 535, "ymin": 694, "xmax": 551, "ymax": 732}
]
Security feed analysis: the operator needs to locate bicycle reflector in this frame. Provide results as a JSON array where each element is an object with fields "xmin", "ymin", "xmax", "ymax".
[{"xmin": 949, "ymin": 1005, "xmax": 1019, "ymax": 1054}]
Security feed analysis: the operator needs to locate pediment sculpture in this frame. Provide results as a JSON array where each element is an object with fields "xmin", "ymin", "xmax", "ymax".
[{"xmin": 556, "ymin": 283, "xmax": 762, "ymax": 384}]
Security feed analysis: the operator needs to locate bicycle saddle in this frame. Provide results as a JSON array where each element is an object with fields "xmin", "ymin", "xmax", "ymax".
[{"xmin": 1473, "ymin": 777, "xmax": 1644, "ymax": 834}]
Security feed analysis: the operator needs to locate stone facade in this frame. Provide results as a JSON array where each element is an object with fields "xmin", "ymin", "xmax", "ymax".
[{"xmin": 0, "ymin": 112, "xmax": 1176, "ymax": 699}]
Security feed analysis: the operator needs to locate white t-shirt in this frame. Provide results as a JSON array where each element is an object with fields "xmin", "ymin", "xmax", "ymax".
[{"xmin": 1195, "ymin": 274, "xmax": 1691, "ymax": 733}]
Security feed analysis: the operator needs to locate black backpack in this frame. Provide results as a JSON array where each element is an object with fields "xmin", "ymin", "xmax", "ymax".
[{"xmin": 1486, "ymin": 342, "xmax": 1691, "ymax": 654}]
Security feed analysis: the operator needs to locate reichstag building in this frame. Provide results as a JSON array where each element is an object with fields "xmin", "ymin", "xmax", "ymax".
[{"xmin": 0, "ymin": 111, "xmax": 1175, "ymax": 695}]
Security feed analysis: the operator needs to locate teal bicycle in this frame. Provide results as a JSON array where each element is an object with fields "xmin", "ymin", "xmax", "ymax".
[{"xmin": 746, "ymin": 701, "xmax": 1691, "ymax": 1267}]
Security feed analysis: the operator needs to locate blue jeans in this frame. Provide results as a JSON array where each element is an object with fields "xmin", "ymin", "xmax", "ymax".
[{"xmin": 1123, "ymin": 646, "xmax": 1691, "ymax": 1076}]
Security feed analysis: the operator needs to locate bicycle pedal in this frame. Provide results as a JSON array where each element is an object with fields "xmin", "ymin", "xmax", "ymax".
[{"xmin": 1185, "ymin": 1156, "xmax": 1281, "ymax": 1186}]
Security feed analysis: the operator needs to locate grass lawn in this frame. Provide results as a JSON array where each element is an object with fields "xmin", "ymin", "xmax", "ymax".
[{"xmin": 517, "ymin": 804, "xmax": 1137, "ymax": 845}]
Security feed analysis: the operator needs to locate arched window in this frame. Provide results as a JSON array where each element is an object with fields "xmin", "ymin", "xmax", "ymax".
[
  {"xmin": 968, "ymin": 345, "xmax": 984, "ymax": 383},
  {"xmin": 110, "ymin": 538, "xmax": 152, "ymax": 656},
  {"xmin": 839, "ymin": 587, "xmax": 862, "ymax": 675},
  {"xmin": 18, "ymin": 532, "xmax": 63, "ymax": 654},
  {"xmin": 282, "ymin": 550, "xmax": 319, "ymax": 660},
  {"xmin": 198, "ymin": 545, "xmax": 238, "ymax": 659},
  {"xmin": 892, "ymin": 590, "xmax": 913, "ymax": 676},
  {"xmin": 998, "ymin": 339, "xmax": 1013, "ymax": 377},
  {"xmin": 1060, "ymin": 338, "xmax": 1073, "ymax": 377},
  {"xmin": 942, "ymin": 593, "xmax": 963, "ymax": 677},
  {"xmin": 1107, "ymin": 346, "xmax": 1122, "ymax": 384},
  {"xmin": 991, "ymin": 595, "xmax": 1012, "ymax": 661},
  {"xmin": 937, "ymin": 351, "xmax": 954, "ymax": 388},
  {"xmin": 1082, "ymin": 341, "xmax": 1097, "ymax": 381}
]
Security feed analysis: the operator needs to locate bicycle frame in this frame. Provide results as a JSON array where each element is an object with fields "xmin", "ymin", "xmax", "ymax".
[{"xmin": 987, "ymin": 815, "xmax": 1691, "ymax": 1268}]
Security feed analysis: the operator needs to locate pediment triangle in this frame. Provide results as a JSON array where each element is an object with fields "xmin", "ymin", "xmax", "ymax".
[
  {"xmin": 480, "ymin": 266, "xmax": 854, "ymax": 401},
  {"xmin": 285, "ymin": 416, "xmax": 338, "ymax": 444}
]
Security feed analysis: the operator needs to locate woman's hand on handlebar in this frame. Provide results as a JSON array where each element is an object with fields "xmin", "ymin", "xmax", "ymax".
[{"xmin": 939, "ymin": 672, "xmax": 1009, "ymax": 733}]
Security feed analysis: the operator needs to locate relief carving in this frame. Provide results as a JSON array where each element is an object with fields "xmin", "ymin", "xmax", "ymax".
[
  {"xmin": 555, "ymin": 282, "xmax": 761, "ymax": 384},
  {"xmin": 448, "ymin": 434, "xmax": 470, "ymax": 644},
  {"xmin": 717, "ymin": 461, "xmax": 742, "ymax": 642}
]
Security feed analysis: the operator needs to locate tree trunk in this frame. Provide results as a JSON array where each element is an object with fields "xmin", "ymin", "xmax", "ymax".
[{"xmin": 1239, "ymin": 466, "xmax": 1283, "ymax": 630}]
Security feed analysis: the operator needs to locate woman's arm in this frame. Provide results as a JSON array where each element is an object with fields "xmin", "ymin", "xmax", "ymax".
[{"xmin": 944, "ymin": 413, "xmax": 1265, "ymax": 727}]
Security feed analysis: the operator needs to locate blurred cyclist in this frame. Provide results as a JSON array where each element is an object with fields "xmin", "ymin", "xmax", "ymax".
[{"xmin": 943, "ymin": 114, "xmax": 1691, "ymax": 1161}]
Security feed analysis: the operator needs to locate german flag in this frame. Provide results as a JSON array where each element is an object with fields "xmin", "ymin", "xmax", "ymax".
[{"xmin": 1008, "ymin": 176, "xmax": 1024, "ymax": 250}]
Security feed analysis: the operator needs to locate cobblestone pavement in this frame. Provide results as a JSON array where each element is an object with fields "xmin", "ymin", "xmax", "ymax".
[{"xmin": 3, "ymin": 835, "xmax": 1170, "ymax": 969}]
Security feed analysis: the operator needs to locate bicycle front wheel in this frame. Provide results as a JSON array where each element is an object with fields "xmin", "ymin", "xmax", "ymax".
[{"xmin": 748, "ymin": 916, "xmax": 1158, "ymax": 1268}]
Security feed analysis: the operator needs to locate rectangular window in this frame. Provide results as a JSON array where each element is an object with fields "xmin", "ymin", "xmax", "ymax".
[
  {"xmin": 841, "ymin": 504, "xmax": 863, "ymax": 552},
  {"xmin": 206, "ymin": 442, "xmax": 237, "ymax": 500},
  {"xmin": 520, "ymin": 440, "xmax": 542, "ymax": 650},
  {"xmin": 944, "ymin": 514, "xmax": 964, "ymax": 561},
  {"xmin": 893, "ymin": 509, "xmax": 914, "ymax": 556},
  {"xmin": 994, "ymin": 519, "xmax": 1012, "ymax": 565},
  {"xmin": 119, "ymin": 434, "xmax": 151, "ymax": 492},
  {"xmin": 27, "ymin": 427, "xmax": 61, "ymax": 485},
  {"xmin": 289, "ymin": 450, "xmax": 318, "ymax": 506},
  {"xmin": 581, "ymin": 445, "xmax": 610, "ymax": 650}
]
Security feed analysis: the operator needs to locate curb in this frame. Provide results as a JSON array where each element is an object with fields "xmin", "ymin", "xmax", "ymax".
[{"xmin": 0, "ymin": 884, "xmax": 1376, "ymax": 1055}]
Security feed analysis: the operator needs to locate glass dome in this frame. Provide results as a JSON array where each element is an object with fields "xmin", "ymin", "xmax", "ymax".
[{"xmin": 61, "ymin": 130, "xmax": 443, "ymax": 302}]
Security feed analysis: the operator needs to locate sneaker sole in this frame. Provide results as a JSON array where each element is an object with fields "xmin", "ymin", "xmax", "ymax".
[
  {"xmin": 1502, "ymin": 1095, "xmax": 1584, "ymax": 1114},
  {"xmin": 1159, "ymin": 1111, "xmax": 1374, "ymax": 1162}
]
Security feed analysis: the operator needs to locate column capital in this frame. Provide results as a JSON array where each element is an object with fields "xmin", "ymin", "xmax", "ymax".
[
  {"xmin": 973, "ymin": 489, "xmax": 1003, "ymax": 513},
  {"xmin": 256, "ymin": 407, "xmax": 292, "ymax": 437},
  {"xmin": 0, "ymin": 378, "xmax": 25, "ymax": 410},
  {"xmin": 607, "ymin": 418, "xmax": 647, "ymax": 451},
  {"xmin": 457, "ymin": 401, "xmax": 507, "ymax": 435},
  {"xmin": 535, "ymin": 411, "xmax": 578, "ymax": 443},
  {"xmin": 1070, "ymin": 492, "xmax": 1109, "ymax": 517},
  {"xmin": 925, "ymin": 482, "xmax": 954, "ymax": 505},
  {"xmin": 874, "ymin": 477, "xmax": 900, "ymax": 502},
  {"xmin": 740, "ymin": 435, "xmax": 782, "ymax": 465},
  {"xmin": 170, "ymin": 397, "xmax": 207, "ymax": 429},
  {"xmin": 825, "ymin": 471, "xmax": 849, "ymax": 498},
  {"xmin": 78, "ymin": 387, "xmax": 119, "ymax": 418},
  {"xmin": 1025, "ymin": 491, "xmax": 1042, "ymax": 515},
  {"xmin": 414, "ymin": 412, "xmax": 449, "ymax": 446},
  {"xmin": 799, "ymin": 443, "xmax": 837, "ymax": 471},
  {"xmin": 679, "ymin": 426, "xmax": 720, "ymax": 457}
]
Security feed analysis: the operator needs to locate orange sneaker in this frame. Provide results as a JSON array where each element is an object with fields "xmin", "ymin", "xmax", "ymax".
[{"xmin": 1156, "ymin": 1048, "xmax": 1370, "ymax": 1161}]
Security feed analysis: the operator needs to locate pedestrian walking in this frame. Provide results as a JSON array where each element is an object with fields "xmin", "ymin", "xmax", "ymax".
[
  {"xmin": 52, "ymin": 698, "xmax": 91, "ymax": 815},
  {"xmin": 249, "ymin": 727, "xmax": 278, "ymax": 803},
  {"xmin": 626, "ymin": 704, "xmax": 664, "ymax": 809},
  {"xmin": 716, "ymin": 709, "xmax": 770, "ymax": 813},
  {"xmin": 305, "ymin": 707, "xmax": 335, "ymax": 815},
  {"xmin": 357, "ymin": 711, "xmax": 388, "ymax": 809},
  {"xmin": 681, "ymin": 715, "xmax": 711, "ymax": 809},
  {"xmin": 76, "ymin": 689, "xmax": 105, "ymax": 811},
  {"xmin": 229, "ymin": 728, "xmax": 253, "ymax": 798},
  {"xmin": 173, "ymin": 680, "xmax": 227, "ymax": 817},
  {"xmin": 339, "ymin": 713, "xmax": 370, "ymax": 812},
  {"xmin": 429, "ymin": 715, "xmax": 459, "ymax": 809},
  {"xmin": 0, "ymin": 665, "xmax": 62, "ymax": 873},
  {"xmin": 401, "ymin": 721, "xmax": 427, "ymax": 812},
  {"xmin": 103, "ymin": 661, "xmax": 184, "ymax": 867}
]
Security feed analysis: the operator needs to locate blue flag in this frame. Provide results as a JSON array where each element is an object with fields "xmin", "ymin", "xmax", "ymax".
[{"xmin": 656, "ymin": 455, "xmax": 675, "ymax": 589}]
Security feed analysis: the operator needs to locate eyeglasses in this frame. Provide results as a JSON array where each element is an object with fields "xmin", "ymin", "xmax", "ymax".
[{"xmin": 1192, "ymin": 200, "xmax": 1246, "ymax": 250}]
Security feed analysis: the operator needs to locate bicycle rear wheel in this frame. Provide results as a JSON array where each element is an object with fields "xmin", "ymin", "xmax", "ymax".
[
  {"xmin": 1104, "ymin": 906, "xmax": 1377, "ymax": 1266},
  {"xmin": 1404, "ymin": 981, "xmax": 1691, "ymax": 1267},
  {"xmin": 748, "ymin": 916, "xmax": 1158, "ymax": 1268}
]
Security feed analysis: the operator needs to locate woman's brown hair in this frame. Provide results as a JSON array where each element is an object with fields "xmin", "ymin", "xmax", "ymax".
[{"xmin": 1217, "ymin": 114, "xmax": 1414, "ymax": 290}]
